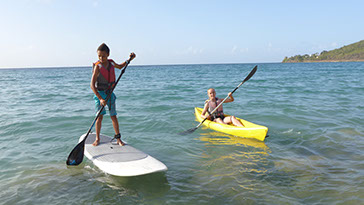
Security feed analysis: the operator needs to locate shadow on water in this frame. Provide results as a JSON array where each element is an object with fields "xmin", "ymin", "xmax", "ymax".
[
  {"xmin": 2, "ymin": 162, "xmax": 170, "ymax": 204},
  {"xmin": 93, "ymin": 171, "xmax": 170, "ymax": 198},
  {"xmin": 65, "ymin": 163, "xmax": 170, "ymax": 203}
]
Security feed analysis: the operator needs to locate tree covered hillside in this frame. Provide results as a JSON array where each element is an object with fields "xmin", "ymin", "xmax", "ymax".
[{"xmin": 282, "ymin": 40, "xmax": 364, "ymax": 63}]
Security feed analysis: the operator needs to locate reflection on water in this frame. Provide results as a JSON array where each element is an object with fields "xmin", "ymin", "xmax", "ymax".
[
  {"xmin": 189, "ymin": 130, "xmax": 271, "ymax": 202},
  {"xmin": 198, "ymin": 129, "xmax": 270, "ymax": 151}
]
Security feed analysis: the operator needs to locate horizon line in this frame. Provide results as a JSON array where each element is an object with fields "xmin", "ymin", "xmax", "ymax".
[{"xmin": 0, "ymin": 61, "xmax": 283, "ymax": 70}]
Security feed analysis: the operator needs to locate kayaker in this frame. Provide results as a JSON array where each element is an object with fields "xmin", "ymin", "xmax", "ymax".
[
  {"xmin": 201, "ymin": 88, "xmax": 244, "ymax": 127},
  {"xmin": 91, "ymin": 43, "xmax": 136, "ymax": 146}
]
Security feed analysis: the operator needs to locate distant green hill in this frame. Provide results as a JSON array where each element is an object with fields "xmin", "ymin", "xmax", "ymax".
[{"xmin": 282, "ymin": 40, "xmax": 364, "ymax": 63}]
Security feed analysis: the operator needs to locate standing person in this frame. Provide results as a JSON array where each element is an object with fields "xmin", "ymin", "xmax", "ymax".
[
  {"xmin": 91, "ymin": 43, "xmax": 136, "ymax": 146},
  {"xmin": 201, "ymin": 88, "xmax": 244, "ymax": 127}
]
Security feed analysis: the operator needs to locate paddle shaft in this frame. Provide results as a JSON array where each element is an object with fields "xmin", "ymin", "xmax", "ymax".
[{"xmin": 196, "ymin": 66, "xmax": 257, "ymax": 129}]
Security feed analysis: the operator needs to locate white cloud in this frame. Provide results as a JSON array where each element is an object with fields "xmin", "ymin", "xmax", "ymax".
[
  {"xmin": 240, "ymin": 47, "xmax": 249, "ymax": 53},
  {"xmin": 185, "ymin": 46, "xmax": 203, "ymax": 55},
  {"xmin": 266, "ymin": 42, "xmax": 273, "ymax": 52},
  {"xmin": 231, "ymin": 45, "xmax": 238, "ymax": 54}
]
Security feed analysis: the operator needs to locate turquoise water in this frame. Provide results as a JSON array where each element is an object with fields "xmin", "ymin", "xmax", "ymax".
[{"xmin": 0, "ymin": 62, "xmax": 363, "ymax": 204}]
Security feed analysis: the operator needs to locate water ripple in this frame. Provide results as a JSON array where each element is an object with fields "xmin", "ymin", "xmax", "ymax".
[{"xmin": 0, "ymin": 63, "xmax": 363, "ymax": 204}]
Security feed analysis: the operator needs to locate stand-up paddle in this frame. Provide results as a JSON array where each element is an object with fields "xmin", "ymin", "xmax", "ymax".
[
  {"xmin": 66, "ymin": 57, "xmax": 133, "ymax": 166},
  {"xmin": 178, "ymin": 65, "xmax": 258, "ymax": 135}
]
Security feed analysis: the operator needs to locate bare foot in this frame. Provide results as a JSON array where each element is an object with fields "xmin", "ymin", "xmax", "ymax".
[
  {"xmin": 92, "ymin": 139, "xmax": 100, "ymax": 146},
  {"xmin": 116, "ymin": 139, "xmax": 125, "ymax": 146}
]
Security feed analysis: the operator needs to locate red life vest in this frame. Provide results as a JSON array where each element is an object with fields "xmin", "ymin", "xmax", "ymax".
[{"xmin": 93, "ymin": 59, "xmax": 116, "ymax": 91}]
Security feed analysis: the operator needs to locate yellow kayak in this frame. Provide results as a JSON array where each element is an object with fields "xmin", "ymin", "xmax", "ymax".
[{"xmin": 194, "ymin": 107, "xmax": 268, "ymax": 141}]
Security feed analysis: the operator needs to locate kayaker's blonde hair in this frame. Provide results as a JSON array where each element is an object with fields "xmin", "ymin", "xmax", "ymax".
[{"xmin": 207, "ymin": 88, "xmax": 215, "ymax": 93}]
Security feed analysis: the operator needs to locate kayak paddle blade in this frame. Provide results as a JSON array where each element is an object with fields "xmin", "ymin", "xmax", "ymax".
[
  {"xmin": 243, "ymin": 65, "xmax": 257, "ymax": 83},
  {"xmin": 66, "ymin": 140, "xmax": 85, "ymax": 166},
  {"xmin": 178, "ymin": 127, "xmax": 198, "ymax": 135}
]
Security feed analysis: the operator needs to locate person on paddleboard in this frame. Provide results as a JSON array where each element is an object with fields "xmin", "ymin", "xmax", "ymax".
[
  {"xmin": 91, "ymin": 43, "xmax": 136, "ymax": 146},
  {"xmin": 201, "ymin": 88, "xmax": 244, "ymax": 127}
]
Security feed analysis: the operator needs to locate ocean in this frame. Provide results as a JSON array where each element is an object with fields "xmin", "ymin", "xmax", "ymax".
[{"xmin": 0, "ymin": 62, "xmax": 363, "ymax": 204}]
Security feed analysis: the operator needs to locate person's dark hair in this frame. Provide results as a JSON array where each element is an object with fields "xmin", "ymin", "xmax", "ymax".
[{"xmin": 97, "ymin": 43, "xmax": 110, "ymax": 54}]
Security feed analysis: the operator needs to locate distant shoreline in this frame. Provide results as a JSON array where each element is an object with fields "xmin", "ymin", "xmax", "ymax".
[
  {"xmin": 283, "ymin": 59, "xmax": 364, "ymax": 63},
  {"xmin": 282, "ymin": 40, "xmax": 364, "ymax": 63}
]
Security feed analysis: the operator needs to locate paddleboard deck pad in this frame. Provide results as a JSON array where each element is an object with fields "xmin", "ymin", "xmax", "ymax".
[{"xmin": 80, "ymin": 133, "xmax": 167, "ymax": 177}]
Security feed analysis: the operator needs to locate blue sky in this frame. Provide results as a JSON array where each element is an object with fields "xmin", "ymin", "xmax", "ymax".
[{"xmin": 1, "ymin": 0, "xmax": 363, "ymax": 68}]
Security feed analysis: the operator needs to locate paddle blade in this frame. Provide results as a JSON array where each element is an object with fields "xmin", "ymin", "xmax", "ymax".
[
  {"xmin": 66, "ymin": 140, "xmax": 85, "ymax": 166},
  {"xmin": 243, "ymin": 65, "xmax": 257, "ymax": 83},
  {"xmin": 178, "ymin": 127, "xmax": 198, "ymax": 135}
]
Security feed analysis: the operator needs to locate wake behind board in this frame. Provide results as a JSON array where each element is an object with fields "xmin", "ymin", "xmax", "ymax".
[{"xmin": 80, "ymin": 133, "xmax": 167, "ymax": 177}]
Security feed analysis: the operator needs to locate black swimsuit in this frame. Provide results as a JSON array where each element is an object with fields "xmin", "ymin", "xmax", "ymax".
[{"xmin": 211, "ymin": 115, "xmax": 225, "ymax": 121}]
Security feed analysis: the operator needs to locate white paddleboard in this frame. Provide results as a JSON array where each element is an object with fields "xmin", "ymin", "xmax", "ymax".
[{"xmin": 79, "ymin": 133, "xmax": 167, "ymax": 177}]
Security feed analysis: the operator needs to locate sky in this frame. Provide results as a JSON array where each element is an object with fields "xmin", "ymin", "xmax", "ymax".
[{"xmin": 1, "ymin": 0, "xmax": 363, "ymax": 68}]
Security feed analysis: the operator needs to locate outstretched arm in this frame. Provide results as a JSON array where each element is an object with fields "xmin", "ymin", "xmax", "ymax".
[{"xmin": 114, "ymin": 52, "xmax": 136, "ymax": 69}]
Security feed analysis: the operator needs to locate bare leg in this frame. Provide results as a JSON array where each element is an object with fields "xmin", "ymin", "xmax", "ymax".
[
  {"xmin": 214, "ymin": 118, "xmax": 228, "ymax": 125},
  {"xmin": 111, "ymin": 115, "xmax": 125, "ymax": 146},
  {"xmin": 93, "ymin": 115, "xmax": 103, "ymax": 146},
  {"xmin": 224, "ymin": 116, "xmax": 244, "ymax": 127},
  {"xmin": 231, "ymin": 116, "xmax": 244, "ymax": 127}
]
